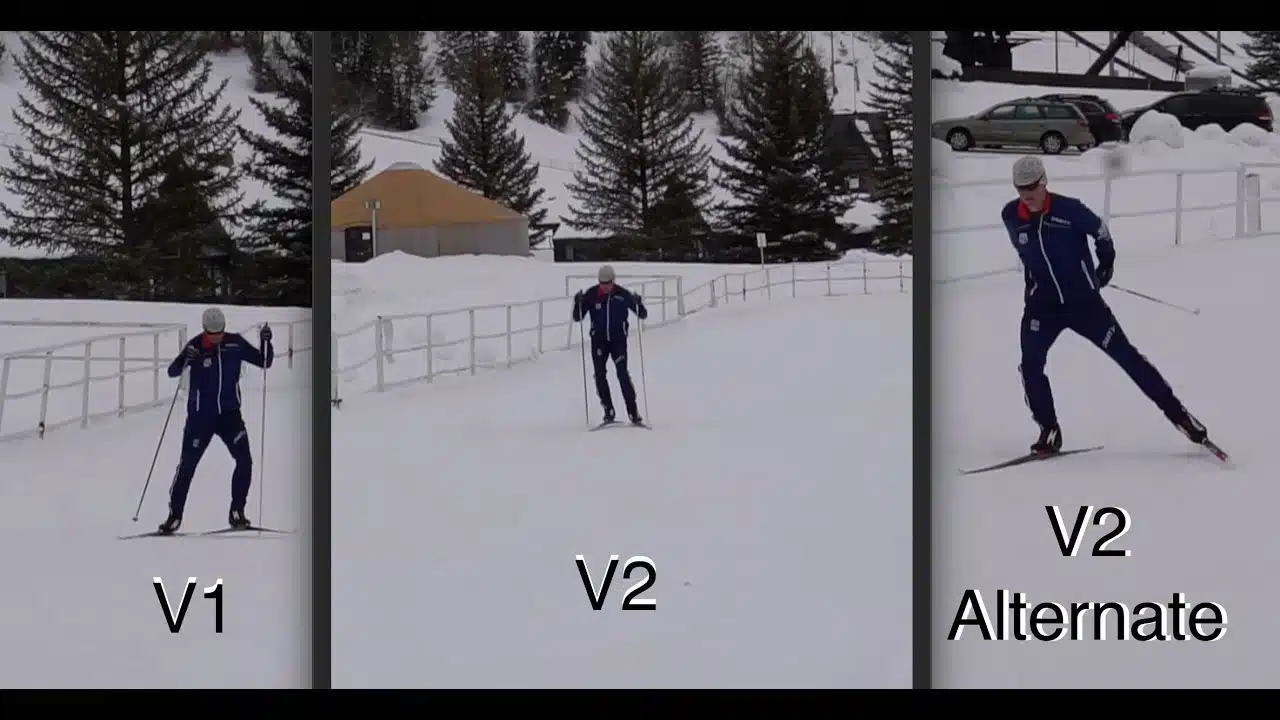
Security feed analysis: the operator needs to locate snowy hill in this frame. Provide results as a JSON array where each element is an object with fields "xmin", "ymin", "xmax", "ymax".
[
  {"xmin": 350, "ymin": 31, "xmax": 890, "ymax": 243},
  {"xmin": 0, "ymin": 34, "xmax": 289, "ymax": 258}
]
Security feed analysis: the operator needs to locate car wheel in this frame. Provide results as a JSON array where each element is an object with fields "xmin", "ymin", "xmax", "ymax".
[
  {"xmin": 1040, "ymin": 132, "xmax": 1066, "ymax": 155},
  {"xmin": 946, "ymin": 128, "xmax": 972, "ymax": 151}
]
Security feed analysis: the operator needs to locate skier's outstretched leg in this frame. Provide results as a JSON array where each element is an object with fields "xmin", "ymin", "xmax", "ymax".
[
  {"xmin": 163, "ymin": 419, "xmax": 214, "ymax": 533},
  {"xmin": 1069, "ymin": 299, "xmax": 1208, "ymax": 442},
  {"xmin": 591, "ymin": 339, "xmax": 615, "ymax": 421},
  {"xmin": 609, "ymin": 339, "xmax": 640, "ymax": 422},
  {"xmin": 216, "ymin": 410, "xmax": 253, "ymax": 527},
  {"xmin": 1019, "ymin": 309, "xmax": 1067, "ymax": 452}
]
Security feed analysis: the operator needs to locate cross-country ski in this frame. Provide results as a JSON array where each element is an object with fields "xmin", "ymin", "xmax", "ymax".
[{"xmin": 960, "ymin": 446, "xmax": 1104, "ymax": 476}]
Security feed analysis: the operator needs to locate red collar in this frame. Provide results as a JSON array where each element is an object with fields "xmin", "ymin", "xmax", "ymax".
[{"xmin": 1016, "ymin": 193, "xmax": 1052, "ymax": 221}]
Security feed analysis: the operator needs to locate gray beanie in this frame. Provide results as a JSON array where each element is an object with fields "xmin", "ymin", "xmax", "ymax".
[
  {"xmin": 1012, "ymin": 155, "xmax": 1046, "ymax": 187},
  {"xmin": 202, "ymin": 307, "xmax": 226, "ymax": 333},
  {"xmin": 598, "ymin": 264, "xmax": 616, "ymax": 283}
]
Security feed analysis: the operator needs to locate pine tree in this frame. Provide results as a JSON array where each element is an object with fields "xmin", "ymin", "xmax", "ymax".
[
  {"xmin": 435, "ymin": 39, "xmax": 546, "ymax": 229},
  {"xmin": 670, "ymin": 32, "xmax": 724, "ymax": 113},
  {"xmin": 0, "ymin": 32, "xmax": 244, "ymax": 296},
  {"xmin": 564, "ymin": 31, "xmax": 592, "ymax": 99},
  {"xmin": 436, "ymin": 31, "xmax": 491, "ymax": 92},
  {"xmin": 240, "ymin": 31, "xmax": 372, "ymax": 306},
  {"xmin": 864, "ymin": 31, "xmax": 912, "ymax": 255},
  {"xmin": 527, "ymin": 32, "xmax": 572, "ymax": 130},
  {"xmin": 565, "ymin": 31, "xmax": 712, "ymax": 246},
  {"xmin": 492, "ymin": 31, "xmax": 529, "ymax": 103},
  {"xmin": 1244, "ymin": 32, "xmax": 1280, "ymax": 90},
  {"xmin": 367, "ymin": 31, "xmax": 434, "ymax": 131},
  {"xmin": 714, "ymin": 31, "xmax": 848, "ymax": 261}
]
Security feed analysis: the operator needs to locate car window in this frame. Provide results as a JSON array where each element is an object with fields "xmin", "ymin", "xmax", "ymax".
[
  {"xmin": 987, "ymin": 104, "xmax": 1017, "ymax": 119},
  {"xmin": 1042, "ymin": 104, "xmax": 1077, "ymax": 119},
  {"xmin": 1073, "ymin": 101, "xmax": 1104, "ymax": 115},
  {"xmin": 1159, "ymin": 96, "xmax": 1191, "ymax": 114},
  {"xmin": 1014, "ymin": 105, "xmax": 1044, "ymax": 119}
]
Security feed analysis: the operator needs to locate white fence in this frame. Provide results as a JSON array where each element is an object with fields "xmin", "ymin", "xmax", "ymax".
[
  {"xmin": 0, "ymin": 317, "xmax": 314, "ymax": 443},
  {"xmin": 934, "ymin": 161, "xmax": 1280, "ymax": 284},
  {"xmin": 331, "ymin": 257, "xmax": 913, "ymax": 404}
]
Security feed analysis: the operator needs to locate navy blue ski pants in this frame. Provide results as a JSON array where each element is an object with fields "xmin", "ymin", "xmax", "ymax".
[
  {"xmin": 1019, "ymin": 298, "xmax": 1179, "ymax": 429},
  {"xmin": 591, "ymin": 336, "xmax": 639, "ymax": 416},
  {"xmin": 169, "ymin": 409, "xmax": 253, "ymax": 517}
]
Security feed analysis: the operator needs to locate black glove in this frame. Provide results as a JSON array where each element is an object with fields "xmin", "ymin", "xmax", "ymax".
[
  {"xmin": 182, "ymin": 343, "xmax": 200, "ymax": 364},
  {"xmin": 572, "ymin": 291, "xmax": 584, "ymax": 322},
  {"xmin": 260, "ymin": 323, "xmax": 273, "ymax": 343},
  {"xmin": 635, "ymin": 295, "xmax": 648, "ymax": 320},
  {"xmin": 1096, "ymin": 259, "xmax": 1114, "ymax": 288}
]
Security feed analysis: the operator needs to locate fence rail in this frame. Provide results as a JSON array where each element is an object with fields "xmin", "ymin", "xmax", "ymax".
[
  {"xmin": 0, "ymin": 317, "xmax": 314, "ymax": 443},
  {"xmin": 933, "ymin": 161, "xmax": 1280, "ymax": 283},
  {"xmin": 331, "ymin": 257, "xmax": 913, "ymax": 404}
]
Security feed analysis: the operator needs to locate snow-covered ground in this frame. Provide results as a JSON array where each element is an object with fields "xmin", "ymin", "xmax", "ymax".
[
  {"xmin": 355, "ymin": 31, "xmax": 888, "ymax": 242},
  {"xmin": 0, "ymin": 35, "xmax": 288, "ymax": 258},
  {"xmin": 933, "ymin": 69, "xmax": 1280, "ymax": 687},
  {"xmin": 0, "ymin": 299, "xmax": 309, "ymax": 687},
  {"xmin": 331, "ymin": 255, "xmax": 912, "ymax": 687}
]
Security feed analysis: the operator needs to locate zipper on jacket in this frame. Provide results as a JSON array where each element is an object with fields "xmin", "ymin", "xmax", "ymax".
[
  {"xmin": 216, "ymin": 343, "xmax": 224, "ymax": 414},
  {"xmin": 1036, "ymin": 214, "xmax": 1065, "ymax": 303},
  {"xmin": 605, "ymin": 287, "xmax": 612, "ymax": 342},
  {"xmin": 1080, "ymin": 260, "xmax": 1096, "ymax": 290}
]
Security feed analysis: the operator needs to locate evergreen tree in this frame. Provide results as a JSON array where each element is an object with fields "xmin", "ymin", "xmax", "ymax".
[
  {"xmin": 670, "ymin": 32, "xmax": 724, "ymax": 114},
  {"xmin": 714, "ymin": 31, "xmax": 848, "ymax": 261},
  {"xmin": 240, "ymin": 31, "xmax": 372, "ymax": 306},
  {"xmin": 565, "ymin": 31, "xmax": 712, "ymax": 245},
  {"xmin": 367, "ymin": 31, "xmax": 434, "ymax": 131},
  {"xmin": 492, "ymin": 31, "xmax": 530, "ymax": 103},
  {"xmin": 435, "ymin": 31, "xmax": 490, "ymax": 92},
  {"xmin": 1243, "ymin": 31, "xmax": 1280, "ymax": 90},
  {"xmin": 864, "ymin": 31, "xmax": 912, "ymax": 255},
  {"xmin": 0, "ymin": 31, "xmax": 244, "ymax": 295},
  {"xmin": 527, "ymin": 32, "xmax": 572, "ymax": 130},
  {"xmin": 435, "ymin": 40, "xmax": 546, "ymax": 230},
  {"xmin": 564, "ymin": 31, "xmax": 592, "ymax": 99}
]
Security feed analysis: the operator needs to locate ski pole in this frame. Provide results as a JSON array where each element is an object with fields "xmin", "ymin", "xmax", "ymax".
[
  {"xmin": 1107, "ymin": 284, "xmax": 1201, "ymax": 316},
  {"xmin": 258, "ymin": 362, "xmax": 268, "ymax": 529},
  {"xmin": 578, "ymin": 319, "xmax": 590, "ymax": 427},
  {"xmin": 637, "ymin": 318, "xmax": 649, "ymax": 421},
  {"xmin": 132, "ymin": 381, "xmax": 183, "ymax": 522}
]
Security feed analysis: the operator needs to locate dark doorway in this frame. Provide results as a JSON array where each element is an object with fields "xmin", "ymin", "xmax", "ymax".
[{"xmin": 344, "ymin": 226, "xmax": 374, "ymax": 262}]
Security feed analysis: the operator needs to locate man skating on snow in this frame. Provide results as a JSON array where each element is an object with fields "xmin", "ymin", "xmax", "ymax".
[
  {"xmin": 572, "ymin": 264, "xmax": 649, "ymax": 425},
  {"xmin": 1002, "ymin": 155, "xmax": 1208, "ymax": 454},
  {"xmin": 158, "ymin": 307, "xmax": 274, "ymax": 534}
]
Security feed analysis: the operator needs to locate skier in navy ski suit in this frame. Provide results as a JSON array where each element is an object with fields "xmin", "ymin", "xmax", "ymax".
[
  {"xmin": 1002, "ymin": 156, "xmax": 1208, "ymax": 454},
  {"xmin": 572, "ymin": 264, "xmax": 648, "ymax": 425},
  {"xmin": 158, "ymin": 307, "xmax": 274, "ymax": 534}
]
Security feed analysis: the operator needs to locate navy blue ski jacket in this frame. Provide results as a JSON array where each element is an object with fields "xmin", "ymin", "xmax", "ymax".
[
  {"xmin": 167, "ymin": 332, "xmax": 273, "ymax": 418},
  {"xmin": 1001, "ymin": 192, "xmax": 1116, "ymax": 309},
  {"xmin": 572, "ymin": 283, "xmax": 648, "ymax": 343}
]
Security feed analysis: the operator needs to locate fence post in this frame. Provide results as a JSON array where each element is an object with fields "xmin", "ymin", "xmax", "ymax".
[
  {"xmin": 675, "ymin": 276, "xmax": 685, "ymax": 317},
  {"xmin": 118, "ymin": 336, "xmax": 127, "ymax": 415},
  {"xmin": 536, "ymin": 301, "xmax": 545, "ymax": 354},
  {"xmin": 38, "ymin": 351, "xmax": 53, "ymax": 438},
  {"xmin": 862, "ymin": 260, "xmax": 869, "ymax": 294},
  {"xmin": 1235, "ymin": 166, "xmax": 1246, "ymax": 238},
  {"xmin": 0, "ymin": 357, "xmax": 10, "ymax": 434},
  {"xmin": 505, "ymin": 304, "xmax": 514, "ymax": 368},
  {"xmin": 287, "ymin": 322, "xmax": 296, "ymax": 370},
  {"xmin": 1245, "ymin": 171, "xmax": 1262, "ymax": 236},
  {"xmin": 80, "ymin": 340, "xmax": 92, "ymax": 428},
  {"xmin": 826, "ymin": 264, "xmax": 833, "ymax": 296},
  {"xmin": 468, "ymin": 308, "xmax": 477, "ymax": 376},
  {"xmin": 791, "ymin": 264, "xmax": 797, "ymax": 298},
  {"xmin": 373, "ymin": 316, "xmax": 386, "ymax": 392},
  {"xmin": 765, "ymin": 266, "xmax": 773, "ymax": 300},
  {"xmin": 425, "ymin": 313, "xmax": 435, "ymax": 382},
  {"xmin": 1102, "ymin": 172, "xmax": 1113, "ymax": 226},
  {"xmin": 1174, "ymin": 172, "xmax": 1184, "ymax": 247}
]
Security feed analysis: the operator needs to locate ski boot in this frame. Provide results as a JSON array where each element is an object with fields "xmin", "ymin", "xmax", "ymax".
[
  {"xmin": 628, "ymin": 410, "xmax": 644, "ymax": 426},
  {"xmin": 157, "ymin": 512, "xmax": 182, "ymax": 535},
  {"xmin": 1165, "ymin": 403, "xmax": 1208, "ymax": 444},
  {"xmin": 1031, "ymin": 424, "xmax": 1063, "ymax": 455},
  {"xmin": 601, "ymin": 408, "xmax": 617, "ymax": 425},
  {"xmin": 228, "ymin": 508, "xmax": 252, "ymax": 530}
]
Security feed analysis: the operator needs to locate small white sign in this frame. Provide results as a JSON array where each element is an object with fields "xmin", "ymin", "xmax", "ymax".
[{"xmin": 756, "ymin": 232, "xmax": 767, "ymax": 248}]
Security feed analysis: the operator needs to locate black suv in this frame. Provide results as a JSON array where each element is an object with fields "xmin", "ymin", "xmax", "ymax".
[
  {"xmin": 1037, "ymin": 93, "xmax": 1124, "ymax": 146},
  {"xmin": 1119, "ymin": 88, "xmax": 1274, "ymax": 140}
]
